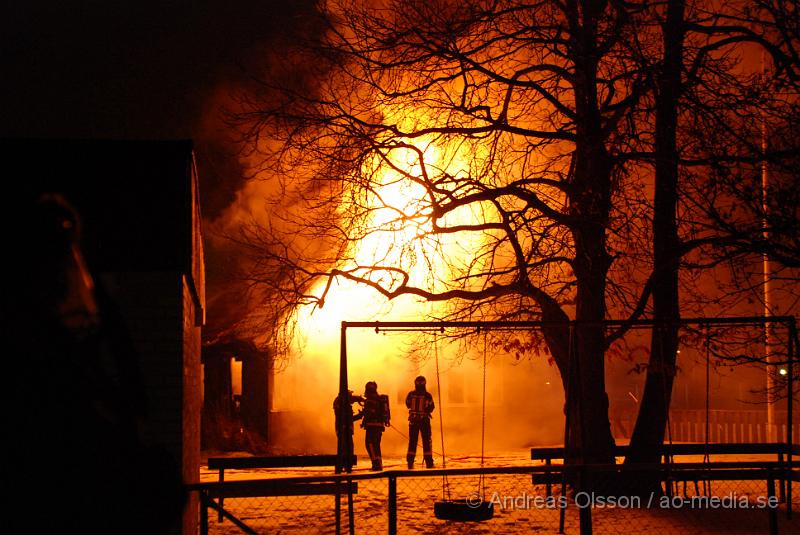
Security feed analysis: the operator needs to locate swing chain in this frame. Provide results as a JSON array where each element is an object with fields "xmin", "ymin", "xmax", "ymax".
[{"xmin": 433, "ymin": 332, "xmax": 450, "ymax": 501}]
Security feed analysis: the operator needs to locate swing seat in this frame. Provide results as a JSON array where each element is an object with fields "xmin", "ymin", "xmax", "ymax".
[{"xmin": 434, "ymin": 499, "xmax": 494, "ymax": 521}]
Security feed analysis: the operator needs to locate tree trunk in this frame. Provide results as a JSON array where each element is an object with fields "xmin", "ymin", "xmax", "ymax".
[
  {"xmin": 568, "ymin": 222, "xmax": 617, "ymax": 466},
  {"xmin": 626, "ymin": 0, "xmax": 685, "ymax": 467},
  {"xmin": 544, "ymin": 303, "xmax": 615, "ymax": 466},
  {"xmin": 559, "ymin": 1, "xmax": 618, "ymax": 466}
]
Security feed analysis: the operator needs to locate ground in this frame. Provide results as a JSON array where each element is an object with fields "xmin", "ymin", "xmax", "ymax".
[{"xmin": 198, "ymin": 452, "xmax": 800, "ymax": 534}]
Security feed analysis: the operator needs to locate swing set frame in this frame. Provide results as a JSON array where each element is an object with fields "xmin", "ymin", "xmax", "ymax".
[{"xmin": 336, "ymin": 315, "xmax": 798, "ymax": 474}]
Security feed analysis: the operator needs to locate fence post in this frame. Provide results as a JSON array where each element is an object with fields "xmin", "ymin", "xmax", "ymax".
[
  {"xmin": 218, "ymin": 468, "xmax": 225, "ymax": 523},
  {"xmin": 778, "ymin": 450, "xmax": 787, "ymax": 504},
  {"xmin": 335, "ymin": 480, "xmax": 342, "ymax": 534},
  {"xmin": 388, "ymin": 475, "xmax": 397, "ymax": 535},
  {"xmin": 347, "ymin": 477, "xmax": 355, "ymax": 535},
  {"xmin": 578, "ymin": 466, "xmax": 592, "ymax": 535},
  {"xmin": 200, "ymin": 491, "xmax": 208, "ymax": 535},
  {"xmin": 767, "ymin": 469, "xmax": 778, "ymax": 535},
  {"xmin": 558, "ymin": 465, "xmax": 567, "ymax": 533},
  {"xmin": 789, "ymin": 462, "xmax": 794, "ymax": 520},
  {"xmin": 558, "ymin": 464, "xmax": 568, "ymax": 533}
]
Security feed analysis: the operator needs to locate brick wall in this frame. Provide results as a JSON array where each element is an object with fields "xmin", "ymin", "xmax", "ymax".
[
  {"xmin": 182, "ymin": 274, "xmax": 202, "ymax": 535},
  {"xmin": 101, "ymin": 270, "xmax": 200, "ymax": 535}
]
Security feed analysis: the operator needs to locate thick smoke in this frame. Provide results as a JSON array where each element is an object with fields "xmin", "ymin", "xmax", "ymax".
[
  {"xmin": 196, "ymin": 6, "xmax": 572, "ymax": 457},
  {"xmin": 271, "ymin": 324, "xmax": 568, "ymax": 457}
]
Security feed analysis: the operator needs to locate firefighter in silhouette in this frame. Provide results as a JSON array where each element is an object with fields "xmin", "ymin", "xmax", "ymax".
[
  {"xmin": 333, "ymin": 390, "xmax": 363, "ymax": 473},
  {"xmin": 406, "ymin": 375, "xmax": 435, "ymax": 469},
  {"xmin": 361, "ymin": 381, "xmax": 390, "ymax": 471}
]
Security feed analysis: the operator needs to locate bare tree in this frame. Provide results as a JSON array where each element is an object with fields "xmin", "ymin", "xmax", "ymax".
[
  {"xmin": 625, "ymin": 0, "xmax": 800, "ymax": 466},
  {"xmin": 237, "ymin": 0, "xmax": 800, "ymax": 467},
  {"xmin": 240, "ymin": 0, "xmax": 656, "ymax": 464}
]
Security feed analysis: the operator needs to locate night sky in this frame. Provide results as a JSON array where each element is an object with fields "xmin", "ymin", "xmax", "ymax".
[
  {"xmin": 2, "ymin": 1, "xmax": 324, "ymax": 336},
  {"xmin": 1, "ymin": 0, "xmax": 317, "ymax": 217}
]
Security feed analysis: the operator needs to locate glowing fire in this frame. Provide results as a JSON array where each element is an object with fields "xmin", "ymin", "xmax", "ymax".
[
  {"xmin": 267, "ymin": 131, "xmax": 568, "ymax": 457},
  {"xmin": 274, "ymin": 136, "xmax": 484, "ymax": 410}
]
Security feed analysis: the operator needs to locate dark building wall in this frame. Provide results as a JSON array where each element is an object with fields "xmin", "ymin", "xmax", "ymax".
[
  {"xmin": 102, "ymin": 270, "xmax": 201, "ymax": 535},
  {"xmin": 2, "ymin": 139, "xmax": 205, "ymax": 535},
  {"xmin": 0, "ymin": 139, "xmax": 197, "ymax": 272},
  {"xmin": 101, "ymin": 271, "xmax": 185, "ymax": 451}
]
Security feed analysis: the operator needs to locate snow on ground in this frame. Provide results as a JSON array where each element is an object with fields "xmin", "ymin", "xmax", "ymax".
[{"xmin": 199, "ymin": 451, "xmax": 800, "ymax": 534}]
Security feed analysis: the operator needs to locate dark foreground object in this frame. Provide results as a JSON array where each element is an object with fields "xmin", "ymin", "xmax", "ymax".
[{"xmin": 434, "ymin": 499, "xmax": 494, "ymax": 522}]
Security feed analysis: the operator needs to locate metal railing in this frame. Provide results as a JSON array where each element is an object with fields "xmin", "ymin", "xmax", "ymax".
[{"xmin": 189, "ymin": 460, "xmax": 800, "ymax": 534}]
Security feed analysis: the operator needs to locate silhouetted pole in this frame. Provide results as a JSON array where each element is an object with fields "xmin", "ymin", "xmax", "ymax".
[
  {"xmin": 762, "ymin": 51, "xmax": 776, "ymax": 442},
  {"xmin": 339, "ymin": 322, "xmax": 352, "ymax": 472}
]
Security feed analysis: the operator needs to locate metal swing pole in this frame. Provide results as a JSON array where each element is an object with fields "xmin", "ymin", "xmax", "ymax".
[
  {"xmin": 338, "ymin": 322, "xmax": 352, "ymax": 473},
  {"xmin": 479, "ymin": 329, "xmax": 488, "ymax": 499},
  {"xmin": 702, "ymin": 324, "xmax": 710, "ymax": 454},
  {"xmin": 338, "ymin": 322, "xmax": 355, "ymax": 535},
  {"xmin": 703, "ymin": 324, "xmax": 712, "ymax": 496},
  {"xmin": 433, "ymin": 331, "xmax": 449, "ymax": 500}
]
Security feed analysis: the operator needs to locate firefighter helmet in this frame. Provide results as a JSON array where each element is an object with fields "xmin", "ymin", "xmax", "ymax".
[
  {"xmin": 414, "ymin": 375, "xmax": 426, "ymax": 387},
  {"xmin": 365, "ymin": 381, "xmax": 378, "ymax": 392}
]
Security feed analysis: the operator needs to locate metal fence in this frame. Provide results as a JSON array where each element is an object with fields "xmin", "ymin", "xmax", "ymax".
[
  {"xmin": 610, "ymin": 409, "xmax": 800, "ymax": 444},
  {"xmin": 192, "ymin": 463, "xmax": 800, "ymax": 534}
]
